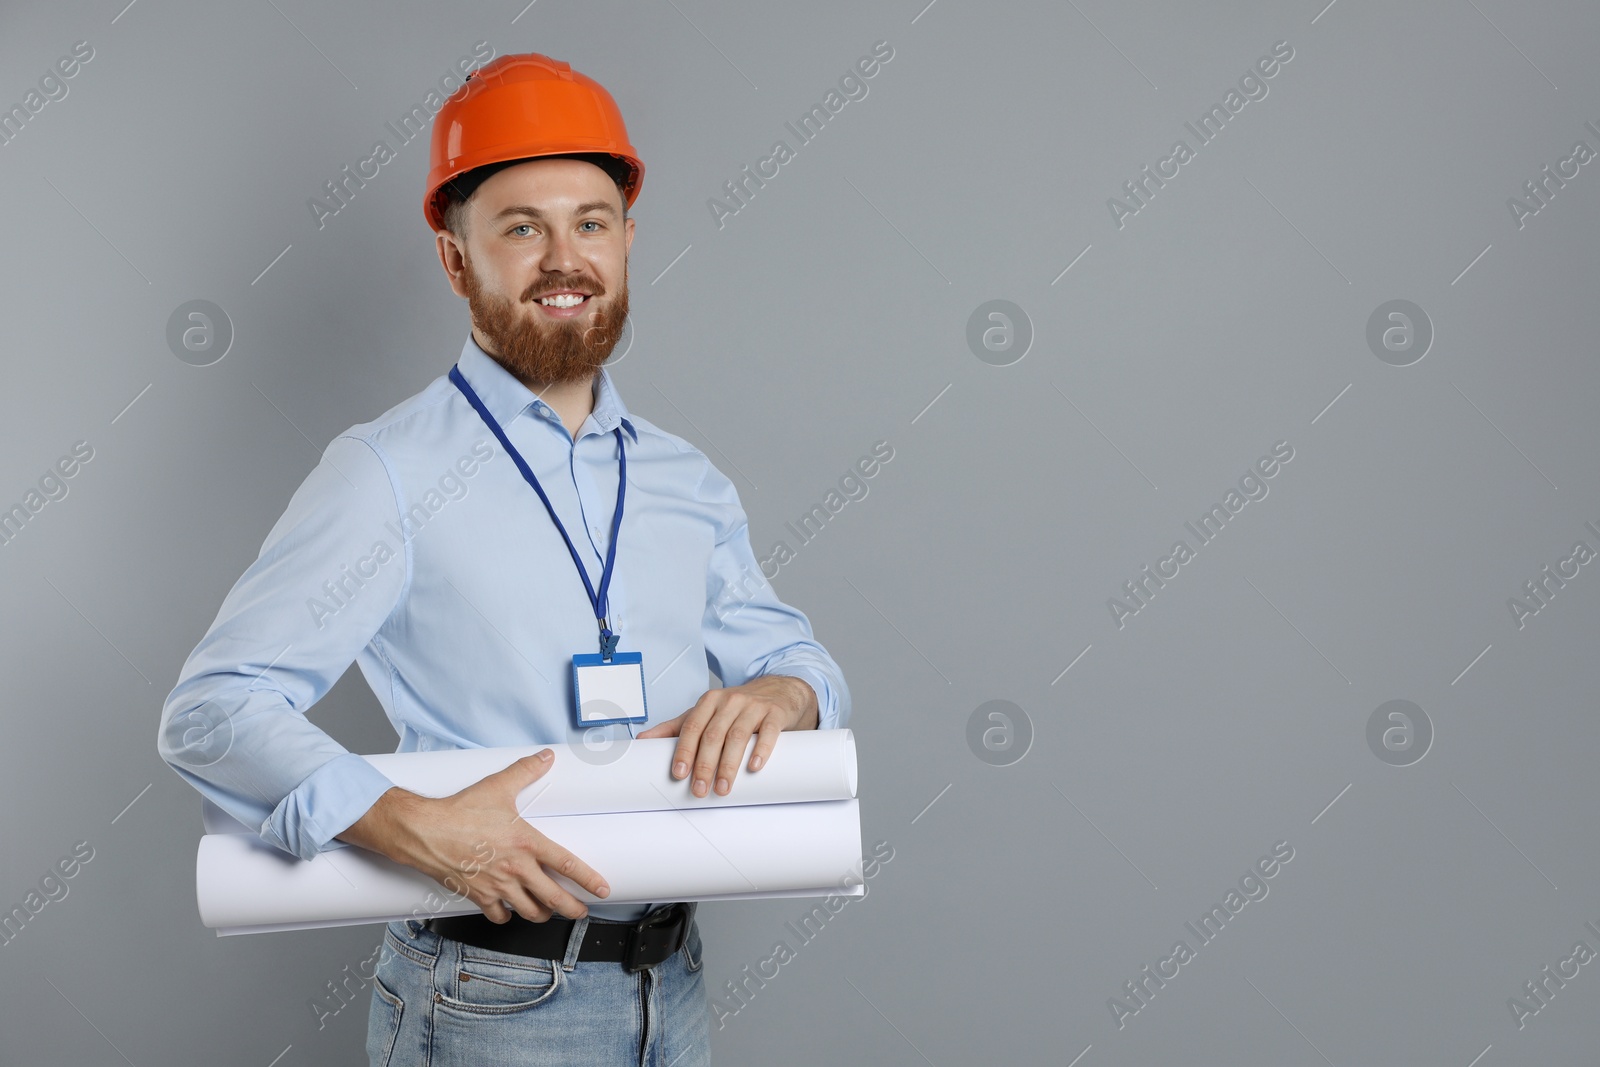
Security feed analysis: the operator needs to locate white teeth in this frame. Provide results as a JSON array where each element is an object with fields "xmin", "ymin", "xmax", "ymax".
[{"xmin": 539, "ymin": 293, "xmax": 586, "ymax": 308}]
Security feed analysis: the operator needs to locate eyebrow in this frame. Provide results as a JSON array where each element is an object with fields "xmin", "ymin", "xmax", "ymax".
[{"xmin": 492, "ymin": 200, "xmax": 619, "ymax": 222}]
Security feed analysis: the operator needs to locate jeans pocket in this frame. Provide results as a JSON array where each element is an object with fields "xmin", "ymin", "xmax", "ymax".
[
  {"xmin": 679, "ymin": 919, "xmax": 704, "ymax": 973},
  {"xmin": 435, "ymin": 948, "xmax": 562, "ymax": 1017},
  {"xmin": 365, "ymin": 973, "xmax": 404, "ymax": 1067}
]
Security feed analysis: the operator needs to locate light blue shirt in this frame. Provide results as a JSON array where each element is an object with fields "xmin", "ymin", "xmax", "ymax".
[{"xmin": 159, "ymin": 335, "xmax": 850, "ymax": 921}]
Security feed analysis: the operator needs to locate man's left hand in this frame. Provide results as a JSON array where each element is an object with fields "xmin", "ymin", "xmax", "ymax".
[{"xmin": 637, "ymin": 675, "xmax": 819, "ymax": 798}]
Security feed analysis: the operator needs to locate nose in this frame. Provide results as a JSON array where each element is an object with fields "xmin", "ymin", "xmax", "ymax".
[{"xmin": 538, "ymin": 228, "xmax": 584, "ymax": 276}]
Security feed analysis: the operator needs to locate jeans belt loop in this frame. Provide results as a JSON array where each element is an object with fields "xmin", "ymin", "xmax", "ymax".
[{"xmin": 561, "ymin": 913, "xmax": 590, "ymax": 972}]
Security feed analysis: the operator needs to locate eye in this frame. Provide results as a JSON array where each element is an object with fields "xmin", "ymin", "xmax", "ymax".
[
  {"xmin": 579, "ymin": 220, "xmax": 602, "ymax": 232},
  {"xmin": 509, "ymin": 224, "xmax": 534, "ymax": 237}
]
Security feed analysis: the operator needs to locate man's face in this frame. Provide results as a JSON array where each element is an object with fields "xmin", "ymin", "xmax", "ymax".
[{"xmin": 439, "ymin": 157, "xmax": 634, "ymax": 388}]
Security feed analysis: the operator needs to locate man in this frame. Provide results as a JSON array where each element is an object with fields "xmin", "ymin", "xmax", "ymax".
[{"xmin": 157, "ymin": 52, "xmax": 850, "ymax": 1065}]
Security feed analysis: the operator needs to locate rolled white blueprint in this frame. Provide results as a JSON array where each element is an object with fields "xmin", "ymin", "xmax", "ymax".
[
  {"xmin": 202, "ymin": 729, "xmax": 858, "ymax": 835},
  {"xmin": 198, "ymin": 799, "xmax": 864, "ymax": 934},
  {"xmin": 217, "ymin": 883, "xmax": 866, "ymax": 937}
]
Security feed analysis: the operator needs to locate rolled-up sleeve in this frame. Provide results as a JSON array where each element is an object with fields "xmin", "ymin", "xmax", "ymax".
[
  {"xmin": 158, "ymin": 435, "xmax": 407, "ymax": 861},
  {"xmin": 697, "ymin": 459, "xmax": 852, "ymax": 731}
]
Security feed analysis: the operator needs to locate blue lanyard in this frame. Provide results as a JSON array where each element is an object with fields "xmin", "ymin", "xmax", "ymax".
[{"xmin": 449, "ymin": 365, "xmax": 627, "ymax": 658}]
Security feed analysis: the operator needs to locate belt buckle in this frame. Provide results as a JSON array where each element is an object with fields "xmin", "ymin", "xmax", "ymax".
[{"xmin": 622, "ymin": 902, "xmax": 689, "ymax": 974}]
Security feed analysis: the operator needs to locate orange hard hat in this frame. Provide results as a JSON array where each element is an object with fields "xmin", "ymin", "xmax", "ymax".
[{"xmin": 423, "ymin": 52, "xmax": 644, "ymax": 232}]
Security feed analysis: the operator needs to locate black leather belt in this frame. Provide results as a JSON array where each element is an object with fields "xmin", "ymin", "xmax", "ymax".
[{"xmin": 426, "ymin": 902, "xmax": 694, "ymax": 973}]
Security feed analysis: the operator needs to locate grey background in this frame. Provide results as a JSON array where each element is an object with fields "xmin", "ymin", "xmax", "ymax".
[{"xmin": 1, "ymin": 0, "xmax": 1597, "ymax": 1063}]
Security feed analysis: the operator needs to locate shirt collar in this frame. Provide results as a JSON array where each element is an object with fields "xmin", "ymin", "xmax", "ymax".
[{"xmin": 455, "ymin": 334, "xmax": 637, "ymax": 442}]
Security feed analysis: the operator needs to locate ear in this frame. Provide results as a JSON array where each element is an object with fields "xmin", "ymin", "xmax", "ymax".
[
  {"xmin": 623, "ymin": 215, "xmax": 635, "ymax": 256},
  {"xmin": 437, "ymin": 229, "xmax": 469, "ymax": 299}
]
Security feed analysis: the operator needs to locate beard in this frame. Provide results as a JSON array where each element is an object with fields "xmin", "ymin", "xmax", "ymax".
[{"xmin": 461, "ymin": 255, "xmax": 630, "ymax": 388}]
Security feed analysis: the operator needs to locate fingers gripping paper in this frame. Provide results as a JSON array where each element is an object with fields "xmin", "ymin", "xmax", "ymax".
[{"xmin": 195, "ymin": 730, "xmax": 863, "ymax": 935}]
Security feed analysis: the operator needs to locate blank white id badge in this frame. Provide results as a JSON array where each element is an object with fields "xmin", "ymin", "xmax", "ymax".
[{"xmin": 571, "ymin": 651, "xmax": 648, "ymax": 727}]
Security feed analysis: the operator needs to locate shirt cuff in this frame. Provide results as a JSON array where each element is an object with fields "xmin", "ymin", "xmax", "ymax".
[
  {"xmin": 261, "ymin": 753, "xmax": 397, "ymax": 862},
  {"xmin": 773, "ymin": 666, "xmax": 837, "ymax": 731}
]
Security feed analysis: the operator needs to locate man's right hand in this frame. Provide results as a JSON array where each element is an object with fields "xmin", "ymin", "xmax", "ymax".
[{"xmin": 337, "ymin": 748, "xmax": 611, "ymax": 923}]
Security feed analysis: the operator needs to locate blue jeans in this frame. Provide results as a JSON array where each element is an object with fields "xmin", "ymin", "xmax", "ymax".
[{"xmin": 367, "ymin": 911, "xmax": 711, "ymax": 1066}]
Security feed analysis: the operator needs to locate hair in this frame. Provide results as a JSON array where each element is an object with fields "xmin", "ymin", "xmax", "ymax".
[{"xmin": 440, "ymin": 152, "xmax": 632, "ymax": 239}]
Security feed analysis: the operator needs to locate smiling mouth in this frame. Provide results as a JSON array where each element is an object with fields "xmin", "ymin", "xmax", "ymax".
[{"xmin": 536, "ymin": 292, "xmax": 590, "ymax": 308}]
